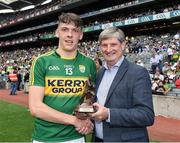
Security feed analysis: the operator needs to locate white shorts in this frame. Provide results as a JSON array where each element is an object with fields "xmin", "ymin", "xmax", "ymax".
[{"xmin": 33, "ymin": 137, "xmax": 85, "ymax": 143}]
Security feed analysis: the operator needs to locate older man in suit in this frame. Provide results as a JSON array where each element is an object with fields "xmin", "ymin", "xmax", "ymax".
[{"xmin": 91, "ymin": 27, "xmax": 154, "ymax": 142}]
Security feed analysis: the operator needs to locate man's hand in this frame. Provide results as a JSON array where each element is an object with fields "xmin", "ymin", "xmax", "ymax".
[
  {"xmin": 90, "ymin": 103, "xmax": 109, "ymax": 121},
  {"xmin": 73, "ymin": 118, "xmax": 94, "ymax": 135}
]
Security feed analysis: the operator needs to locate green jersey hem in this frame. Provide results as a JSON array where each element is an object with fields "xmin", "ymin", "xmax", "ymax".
[{"xmin": 32, "ymin": 134, "xmax": 84, "ymax": 142}]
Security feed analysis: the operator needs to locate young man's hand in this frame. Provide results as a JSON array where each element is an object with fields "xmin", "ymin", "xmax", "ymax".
[{"xmin": 74, "ymin": 118, "xmax": 94, "ymax": 135}]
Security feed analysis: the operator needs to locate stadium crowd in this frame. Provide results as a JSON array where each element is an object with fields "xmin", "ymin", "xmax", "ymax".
[
  {"xmin": 1, "ymin": 3, "xmax": 179, "ymax": 47},
  {"xmin": 1, "ymin": 0, "xmax": 179, "ymax": 29},
  {"xmin": 0, "ymin": 0, "xmax": 78, "ymax": 28},
  {"xmin": 84, "ymin": 5, "xmax": 179, "ymax": 27},
  {"xmin": 0, "ymin": 0, "xmax": 179, "ymax": 95},
  {"xmin": 0, "ymin": 32, "xmax": 179, "ymax": 95}
]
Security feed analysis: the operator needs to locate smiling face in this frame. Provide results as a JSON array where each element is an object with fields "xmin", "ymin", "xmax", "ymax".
[
  {"xmin": 56, "ymin": 22, "xmax": 83, "ymax": 54},
  {"xmin": 100, "ymin": 37, "xmax": 125, "ymax": 68}
]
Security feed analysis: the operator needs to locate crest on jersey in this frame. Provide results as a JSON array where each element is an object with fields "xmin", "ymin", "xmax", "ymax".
[{"xmin": 79, "ymin": 65, "xmax": 85, "ymax": 73}]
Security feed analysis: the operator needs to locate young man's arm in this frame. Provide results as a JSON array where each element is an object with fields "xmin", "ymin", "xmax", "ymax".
[{"xmin": 29, "ymin": 86, "xmax": 93, "ymax": 134}]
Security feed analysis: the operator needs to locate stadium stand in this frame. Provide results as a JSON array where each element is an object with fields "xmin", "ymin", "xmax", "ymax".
[{"xmin": 0, "ymin": 0, "xmax": 179, "ymax": 97}]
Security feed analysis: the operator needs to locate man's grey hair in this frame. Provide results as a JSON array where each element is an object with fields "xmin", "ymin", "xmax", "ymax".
[{"xmin": 99, "ymin": 27, "xmax": 125, "ymax": 43}]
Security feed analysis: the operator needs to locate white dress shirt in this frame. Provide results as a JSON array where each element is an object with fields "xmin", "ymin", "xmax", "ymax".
[{"xmin": 95, "ymin": 56, "xmax": 124, "ymax": 139}]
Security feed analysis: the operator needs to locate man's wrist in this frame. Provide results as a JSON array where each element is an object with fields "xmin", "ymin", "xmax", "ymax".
[{"xmin": 68, "ymin": 115, "xmax": 78, "ymax": 126}]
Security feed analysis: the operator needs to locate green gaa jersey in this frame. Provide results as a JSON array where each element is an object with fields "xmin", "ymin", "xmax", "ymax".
[{"xmin": 30, "ymin": 50, "xmax": 96, "ymax": 142}]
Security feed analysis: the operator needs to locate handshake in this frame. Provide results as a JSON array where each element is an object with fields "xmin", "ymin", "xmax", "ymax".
[
  {"xmin": 73, "ymin": 80, "xmax": 109, "ymax": 134},
  {"xmin": 74, "ymin": 102, "xmax": 109, "ymax": 135}
]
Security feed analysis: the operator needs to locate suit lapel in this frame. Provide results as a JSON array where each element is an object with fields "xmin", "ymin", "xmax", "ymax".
[{"xmin": 105, "ymin": 59, "xmax": 129, "ymax": 105}]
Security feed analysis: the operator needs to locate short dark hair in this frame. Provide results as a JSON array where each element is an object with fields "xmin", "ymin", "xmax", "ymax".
[
  {"xmin": 58, "ymin": 12, "xmax": 83, "ymax": 29},
  {"xmin": 96, "ymin": 58, "xmax": 102, "ymax": 66}
]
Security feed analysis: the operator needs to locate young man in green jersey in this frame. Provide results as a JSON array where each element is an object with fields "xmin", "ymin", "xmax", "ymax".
[{"xmin": 29, "ymin": 13, "xmax": 96, "ymax": 142}]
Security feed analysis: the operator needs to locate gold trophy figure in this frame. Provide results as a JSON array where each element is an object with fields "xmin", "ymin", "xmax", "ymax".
[{"xmin": 74, "ymin": 80, "xmax": 95, "ymax": 120}]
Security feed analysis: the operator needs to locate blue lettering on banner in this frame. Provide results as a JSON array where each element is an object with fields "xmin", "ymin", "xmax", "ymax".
[
  {"xmin": 139, "ymin": 16, "xmax": 152, "ymax": 23},
  {"xmin": 114, "ymin": 21, "xmax": 124, "ymax": 27},
  {"xmin": 153, "ymin": 12, "xmax": 170, "ymax": 20},
  {"xmin": 93, "ymin": 25, "xmax": 101, "ymax": 30},
  {"xmin": 82, "ymin": 10, "xmax": 179, "ymax": 33},
  {"xmin": 155, "ymin": 14, "xmax": 165, "ymax": 19},
  {"xmin": 125, "ymin": 18, "xmax": 138, "ymax": 25},
  {"xmin": 170, "ymin": 10, "xmax": 180, "ymax": 17},
  {"xmin": 102, "ymin": 23, "xmax": 113, "ymax": 29}
]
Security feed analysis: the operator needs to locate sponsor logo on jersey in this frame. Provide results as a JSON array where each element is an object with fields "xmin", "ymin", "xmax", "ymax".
[
  {"xmin": 48, "ymin": 66, "xmax": 60, "ymax": 71},
  {"xmin": 45, "ymin": 77, "xmax": 88, "ymax": 96},
  {"xmin": 79, "ymin": 65, "xmax": 85, "ymax": 73}
]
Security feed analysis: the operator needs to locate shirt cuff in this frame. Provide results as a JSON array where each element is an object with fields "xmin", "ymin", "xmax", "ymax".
[{"xmin": 106, "ymin": 108, "xmax": 110, "ymax": 122}]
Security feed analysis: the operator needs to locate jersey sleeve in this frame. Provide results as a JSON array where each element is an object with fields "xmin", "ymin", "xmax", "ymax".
[{"xmin": 29, "ymin": 57, "xmax": 45, "ymax": 87}]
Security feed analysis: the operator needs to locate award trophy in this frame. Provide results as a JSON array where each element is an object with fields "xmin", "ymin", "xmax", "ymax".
[{"xmin": 74, "ymin": 80, "xmax": 95, "ymax": 120}]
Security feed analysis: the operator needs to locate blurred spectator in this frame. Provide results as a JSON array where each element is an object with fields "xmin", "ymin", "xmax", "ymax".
[
  {"xmin": 17, "ymin": 69, "xmax": 22, "ymax": 91},
  {"xmin": 150, "ymin": 53, "xmax": 159, "ymax": 74},
  {"xmin": 172, "ymin": 50, "xmax": 180, "ymax": 63},
  {"xmin": 24, "ymin": 71, "xmax": 30, "ymax": 82},
  {"xmin": 156, "ymin": 80, "xmax": 166, "ymax": 95},
  {"xmin": 136, "ymin": 59, "xmax": 144, "ymax": 67},
  {"xmin": 8, "ymin": 68, "xmax": 18, "ymax": 95},
  {"xmin": 153, "ymin": 69, "xmax": 164, "ymax": 81},
  {"xmin": 152, "ymin": 78, "xmax": 159, "ymax": 94},
  {"xmin": 162, "ymin": 62, "xmax": 171, "ymax": 74},
  {"xmin": 175, "ymin": 75, "xmax": 180, "ymax": 89},
  {"xmin": 95, "ymin": 58, "xmax": 103, "ymax": 71},
  {"xmin": 156, "ymin": 51, "xmax": 164, "ymax": 73},
  {"xmin": 163, "ymin": 77, "xmax": 173, "ymax": 94},
  {"xmin": 167, "ymin": 47, "xmax": 173, "ymax": 63}
]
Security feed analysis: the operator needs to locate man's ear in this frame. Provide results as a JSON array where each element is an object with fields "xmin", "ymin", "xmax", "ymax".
[
  {"xmin": 79, "ymin": 32, "xmax": 83, "ymax": 40},
  {"xmin": 121, "ymin": 41, "xmax": 126, "ymax": 51},
  {"xmin": 55, "ymin": 29, "xmax": 59, "ymax": 38}
]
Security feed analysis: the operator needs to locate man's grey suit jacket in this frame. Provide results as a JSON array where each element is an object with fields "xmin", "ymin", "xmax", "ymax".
[{"xmin": 95, "ymin": 58, "xmax": 154, "ymax": 142}]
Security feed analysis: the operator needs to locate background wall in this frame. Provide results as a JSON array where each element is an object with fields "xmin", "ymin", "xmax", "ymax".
[{"xmin": 153, "ymin": 95, "xmax": 180, "ymax": 119}]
